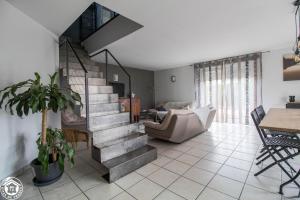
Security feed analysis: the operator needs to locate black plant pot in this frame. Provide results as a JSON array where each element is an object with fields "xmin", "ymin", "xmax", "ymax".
[{"xmin": 31, "ymin": 155, "xmax": 63, "ymax": 186}]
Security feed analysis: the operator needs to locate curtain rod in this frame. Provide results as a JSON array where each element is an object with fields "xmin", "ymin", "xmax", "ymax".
[{"xmin": 195, "ymin": 51, "xmax": 270, "ymax": 66}]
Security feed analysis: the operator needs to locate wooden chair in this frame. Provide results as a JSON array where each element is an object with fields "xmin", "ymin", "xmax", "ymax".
[{"xmin": 62, "ymin": 128, "xmax": 89, "ymax": 149}]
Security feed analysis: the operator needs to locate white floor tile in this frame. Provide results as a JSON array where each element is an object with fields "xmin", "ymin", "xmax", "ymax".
[
  {"xmin": 186, "ymin": 148, "xmax": 209, "ymax": 158},
  {"xmin": 84, "ymin": 182, "xmax": 123, "ymax": 200},
  {"xmin": 204, "ymin": 153, "xmax": 228, "ymax": 164},
  {"xmin": 168, "ymin": 177, "xmax": 204, "ymax": 200},
  {"xmin": 127, "ymin": 179, "xmax": 164, "ymax": 200},
  {"xmin": 231, "ymin": 151, "xmax": 255, "ymax": 162},
  {"xmin": 154, "ymin": 190, "xmax": 185, "ymax": 200},
  {"xmin": 163, "ymin": 160, "xmax": 191, "ymax": 175},
  {"xmin": 115, "ymin": 172, "xmax": 144, "ymax": 189},
  {"xmin": 13, "ymin": 123, "xmax": 289, "ymax": 200},
  {"xmin": 39, "ymin": 173, "xmax": 72, "ymax": 193},
  {"xmin": 152, "ymin": 155, "xmax": 172, "ymax": 167},
  {"xmin": 176, "ymin": 153, "xmax": 200, "ymax": 165},
  {"xmin": 69, "ymin": 194, "xmax": 88, "ymax": 200},
  {"xmin": 148, "ymin": 168, "xmax": 180, "ymax": 187},
  {"xmin": 197, "ymin": 187, "xmax": 237, "ymax": 200},
  {"xmin": 246, "ymin": 173, "xmax": 282, "ymax": 193},
  {"xmin": 240, "ymin": 185, "xmax": 281, "ymax": 200},
  {"xmin": 195, "ymin": 159, "xmax": 222, "ymax": 173},
  {"xmin": 183, "ymin": 167, "xmax": 215, "ymax": 185},
  {"xmin": 66, "ymin": 163, "xmax": 96, "ymax": 180},
  {"xmin": 212, "ymin": 148, "xmax": 233, "ymax": 156},
  {"xmin": 42, "ymin": 182, "xmax": 81, "ymax": 200},
  {"xmin": 218, "ymin": 165, "xmax": 249, "ymax": 183},
  {"xmin": 136, "ymin": 163, "xmax": 160, "ymax": 176},
  {"xmin": 171, "ymin": 144, "xmax": 193, "ymax": 152},
  {"xmin": 225, "ymin": 158, "xmax": 252, "ymax": 171},
  {"xmin": 161, "ymin": 149, "xmax": 183, "ymax": 159},
  {"xmin": 208, "ymin": 175, "xmax": 244, "ymax": 198},
  {"xmin": 111, "ymin": 192, "xmax": 136, "ymax": 200},
  {"xmin": 74, "ymin": 172, "xmax": 104, "ymax": 191}
]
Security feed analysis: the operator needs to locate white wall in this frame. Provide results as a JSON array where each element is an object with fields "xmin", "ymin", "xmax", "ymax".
[
  {"xmin": 154, "ymin": 66, "xmax": 194, "ymax": 104},
  {"xmin": 262, "ymin": 47, "xmax": 300, "ymax": 110},
  {"xmin": 154, "ymin": 48, "xmax": 300, "ymax": 111},
  {"xmin": 0, "ymin": 0, "xmax": 59, "ymax": 179}
]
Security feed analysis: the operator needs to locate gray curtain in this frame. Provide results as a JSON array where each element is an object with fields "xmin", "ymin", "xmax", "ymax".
[{"xmin": 194, "ymin": 53, "xmax": 262, "ymax": 125}]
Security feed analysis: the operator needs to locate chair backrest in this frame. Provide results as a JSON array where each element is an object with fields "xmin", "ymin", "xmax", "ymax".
[
  {"xmin": 256, "ymin": 105, "xmax": 266, "ymax": 121},
  {"xmin": 251, "ymin": 110, "xmax": 268, "ymax": 144}
]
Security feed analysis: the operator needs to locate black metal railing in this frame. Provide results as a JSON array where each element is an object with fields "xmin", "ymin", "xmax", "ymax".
[
  {"xmin": 61, "ymin": 38, "xmax": 90, "ymax": 130},
  {"xmin": 91, "ymin": 49, "xmax": 132, "ymax": 123}
]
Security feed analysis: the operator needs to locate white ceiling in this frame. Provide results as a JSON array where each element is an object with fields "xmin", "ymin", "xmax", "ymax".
[
  {"xmin": 7, "ymin": 0, "xmax": 92, "ymax": 36},
  {"xmin": 7, "ymin": 0, "xmax": 297, "ymax": 70}
]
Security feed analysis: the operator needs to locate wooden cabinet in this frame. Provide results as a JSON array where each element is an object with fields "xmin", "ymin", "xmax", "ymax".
[
  {"xmin": 119, "ymin": 97, "xmax": 141, "ymax": 122},
  {"xmin": 286, "ymin": 102, "xmax": 300, "ymax": 109}
]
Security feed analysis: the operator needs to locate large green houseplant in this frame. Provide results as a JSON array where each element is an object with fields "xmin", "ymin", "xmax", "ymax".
[{"xmin": 0, "ymin": 72, "xmax": 82, "ymax": 185}]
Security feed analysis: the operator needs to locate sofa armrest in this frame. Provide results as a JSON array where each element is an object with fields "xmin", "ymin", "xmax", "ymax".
[{"xmin": 144, "ymin": 121, "xmax": 161, "ymax": 129}]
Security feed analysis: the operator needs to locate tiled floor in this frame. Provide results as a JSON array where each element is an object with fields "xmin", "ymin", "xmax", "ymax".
[{"xmin": 15, "ymin": 123, "xmax": 300, "ymax": 200}]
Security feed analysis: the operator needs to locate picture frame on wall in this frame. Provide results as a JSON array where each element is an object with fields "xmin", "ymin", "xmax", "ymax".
[{"xmin": 283, "ymin": 54, "xmax": 300, "ymax": 81}]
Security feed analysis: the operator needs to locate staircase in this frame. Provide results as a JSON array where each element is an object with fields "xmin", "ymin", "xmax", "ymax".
[{"xmin": 59, "ymin": 39, "xmax": 157, "ymax": 182}]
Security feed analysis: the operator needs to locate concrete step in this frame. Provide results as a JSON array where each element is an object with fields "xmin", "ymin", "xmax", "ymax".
[
  {"xmin": 89, "ymin": 112, "xmax": 130, "ymax": 131},
  {"xmin": 82, "ymin": 102, "xmax": 120, "ymax": 115},
  {"xmin": 69, "ymin": 77, "xmax": 106, "ymax": 86},
  {"xmin": 93, "ymin": 123, "xmax": 140, "ymax": 144},
  {"xmin": 80, "ymin": 93, "xmax": 119, "ymax": 104},
  {"xmin": 93, "ymin": 145, "xmax": 157, "ymax": 183},
  {"xmin": 60, "ymin": 62, "xmax": 103, "ymax": 72},
  {"xmin": 59, "ymin": 48, "xmax": 88, "ymax": 57},
  {"xmin": 63, "ymin": 68, "xmax": 103, "ymax": 78},
  {"xmin": 93, "ymin": 132, "xmax": 148, "ymax": 162},
  {"xmin": 60, "ymin": 56, "xmax": 98, "ymax": 66},
  {"xmin": 71, "ymin": 85, "xmax": 113, "ymax": 94}
]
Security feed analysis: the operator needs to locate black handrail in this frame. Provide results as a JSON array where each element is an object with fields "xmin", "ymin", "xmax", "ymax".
[
  {"xmin": 91, "ymin": 49, "xmax": 132, "ymax": 123},
  {"xmin": 62, "ymin": 38, "xmax": 90, "ymax": 130}
]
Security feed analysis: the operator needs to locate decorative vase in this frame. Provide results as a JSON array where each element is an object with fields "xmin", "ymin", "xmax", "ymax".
[
  {"xmin": 113, "ymin": 74, "xmax": 118, "ymax": 82},
  {"xmin": 289, "ymin": 96, "xmax": 296, "ymax": 102}
]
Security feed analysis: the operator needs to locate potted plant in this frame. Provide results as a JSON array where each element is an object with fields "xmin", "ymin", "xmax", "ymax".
[{"xmin": 0, "ymin": 72, "xmax": 82, "ymax": 186}]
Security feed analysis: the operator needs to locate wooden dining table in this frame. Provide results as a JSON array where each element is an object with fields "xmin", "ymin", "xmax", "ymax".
[
  {"xmin": 258, "ymin": 108, "xmax": 300, "ymax": 196},
  {"xmin": 259, "ymin": 108, "xmax": 300, "ymax": 133}
]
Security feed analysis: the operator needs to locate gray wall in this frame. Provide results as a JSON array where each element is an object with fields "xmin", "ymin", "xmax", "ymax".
[
  {"xmin": 103, "ymin": 65, "xmax": 155, "ymax": 110},
  {"xmin": 262, "ymin": 47, "xmax": 300, "ymax": 110},
  {"xmin": 154, "ymin": 66, "xmax": 194, "ymax": 105},
  {"xmin": 0, "ymin": 1, "xmax": 60, "ymax": 179}
]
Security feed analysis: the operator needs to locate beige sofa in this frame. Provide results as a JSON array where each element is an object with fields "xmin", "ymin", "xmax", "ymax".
[
  {"xmin": 149, "ymin": 101, "xmax": 193, "ymax": 121},
  {"xmin": 144, "ymin": 106, "xmax": 216, "ymax": 143}
]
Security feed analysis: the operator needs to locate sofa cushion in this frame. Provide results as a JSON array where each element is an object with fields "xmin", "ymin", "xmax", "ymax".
[{"xmin": 163, "ymin": 102, "xmax": 192, "ymax": 110}]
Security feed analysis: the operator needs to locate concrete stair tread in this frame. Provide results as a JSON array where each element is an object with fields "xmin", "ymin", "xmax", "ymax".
[
  {"xmin": 80, "ymin": 93, "xmax": 119, "ymax": 104},
  {"xmin": 71, "ymin": 85, "xmax": 113, "ymax": 94},
  {"xmin": 60, "ymin": 62, "xmax": 103, "ymax": 72},
  {"xmin": 69, "ymin": 77, "xmax": 106, "ymax": 85},
  {"xmin": 88, "ymin": 111, "xmax": 127, "ymax": 118},
  {"xmin": 92, "ymin": 123, "xmax": 140, "ymax": 144},
  {"xmin": 63, "ymin": 68, "xmax": 103, "ymax": 75},
  {"xmin": 86, "ymin": 102, "xmax": 119, "ymax": 106},
  {"xmin": 90, "ymin": 122, "xmax": 130, "ymax": 132},
  {"xmin": 83, "ymin": 110, "xmax": 120, "ymax": 117},
  {"xmin": 95, "ymin": 132, "xmax": 146, "ymax": 149},
  {"xmin": 101, "ymin": 145, "xmax": 157, "ymax": 182}
]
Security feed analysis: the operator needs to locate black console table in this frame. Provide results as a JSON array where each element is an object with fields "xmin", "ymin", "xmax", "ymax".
[{"xmin": 286, "ymin": 102, "xmax": 300, "ymax": 109}]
